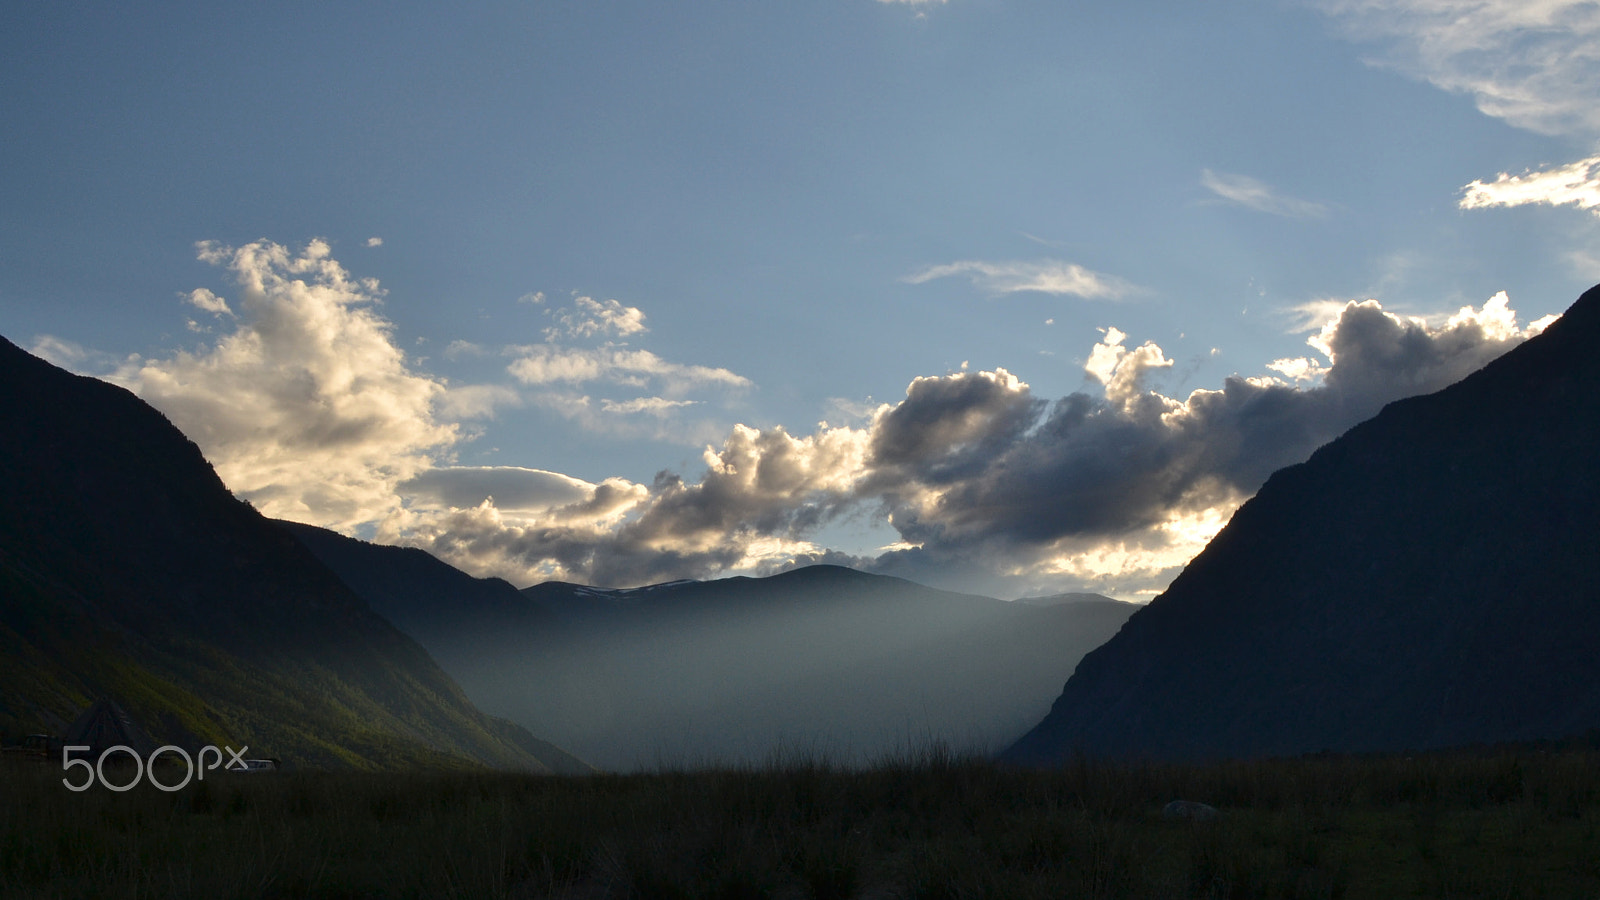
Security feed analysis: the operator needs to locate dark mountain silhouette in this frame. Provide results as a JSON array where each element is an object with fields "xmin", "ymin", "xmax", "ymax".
[
  {"xmin": 1004, "ymin": 284, "xmax": 1600, "ymax": 765},
  {"xmin": 278, "ymin": 524, "xmax": 1137, "ymax": 771},
  {"xmin": 279, "ymin": 519, "xmax": 558, "ymax": 661},
  {"xmin": 0, "ymin": 335, "xmax": 587, "ymax": 772}
]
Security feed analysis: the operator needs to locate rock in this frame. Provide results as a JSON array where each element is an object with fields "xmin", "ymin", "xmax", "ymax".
[{"xmin": 1162, "ymin": 800, "xmax": 1219, "ymax": 822}]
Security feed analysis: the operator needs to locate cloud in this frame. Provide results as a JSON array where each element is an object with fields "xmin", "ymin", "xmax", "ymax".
[
  {"xmin": 388, "ymin": 292, "xmax": 1554, "ymax": 597},
  {"xmin": 186, "ymin": 287, "xmax": 233, "ymax": 316},
  {"xmin": 1460, "ymin": 155, "xmax": 1600, "ymax": 216},
  {"xmin": 843, "ymin": 292, "xmax": 1551, "ymax": 594},
  {"xmin": 366, "ymin": 237, "xmax": 383, "ymax": 247},
  {"xmin": 904, "ymin": 259, "xmax": 1138, "ymax": 299},
  {"xmin": 388, "ymin": 422, "xmax": 872, "ymax": 587},
  {"xmin": 1265, "ymin": 356, "xmax": 1328, "ymax": 382},
  {"xmin": 1082, "ymin": 327, "xmax": 1175, "ymax": 410},
  {"xmin": 108, "ymin": 239, "xmax": 460, "ymax": 530},
  {"xmin": 507, "ymin": 345, "xmax": 751, "ymax": 394},
  {"xmin": 28, "ymin": 335, "xmax": 98, "ymax": 370},
  {"xmin": 396, "ymin": 466, "xmax": 594, "ymax": 513},
  {"xmin": 543, "ymin": 295, "xmax": 648, "ymax": 340},
  {"xmin": 73, "ymin": 238, "xmax": 1555, "ymax": 598},
  {"xmin": 599, "ymin": 397, "xmax": 700, "ymax": 415},
  {"xmin": 1201, "ymin": 169, "xmax": 1329, "ymax": 218},
  {"xmin": 867, "ymin": 369, "xmax": 1041, "ymax": 480},
  {"xmin": 1328, "ymin": 4, "xmax": 1600, "ymax": 228},
  {"xmin": 443, "ymin": 339, "xmax": 490, "ymax": 360},
  {"xmin": 1314, "ymin": 0, "xmax": 1600, "ymax": 136},
  {"xmin": 501, "ymin": 294, "xmax": 750, "ymax": 434},
  {"xmin": 437, "ymin": 383, "xmax": 521, "ymax": 420},
  {"xmin": 1282, "ymin": 298, "xmax": 1360, "ymax": 333}
]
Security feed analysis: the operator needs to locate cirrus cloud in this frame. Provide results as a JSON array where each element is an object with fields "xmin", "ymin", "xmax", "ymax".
[
  {"xmin": 507, "ymin": 345, "xmax": 750, "ymax": 393},
  {"xmin": 1201, "ymin": 169, "xmax": 1329, "ymax": 218},
  {"xmin": 904, "ymin": 258, "xmax": 1138, "ymax": 299},
  {"xmin": 1315, "ymin": 0, "xmax": 1600, "ymax": 137}
]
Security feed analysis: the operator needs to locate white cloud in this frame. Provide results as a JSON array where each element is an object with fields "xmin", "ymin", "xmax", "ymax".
[
  {"xmin": 185, "ymin": 287, "xmax": 233, "ymax": 316},
  {"xmin": 1282, "ymin": 298, "xmax": 1362, "ymax": 333},
  {"xmin": 28, "ymin": 335, "xmax": 97, "ymax": 369},
  {"xmin": 501, "ymin": 294, "xmax": 750, "ymax": 433},
  {"xmin": 444, "ymin": 339, "xmax": 490, "ymax": 359},
  {"xmin": 1083, "ymin": 326, "xmax": 1177, "ymax": 411},
  {"xmin": 599, "ymin": 397, "xmax": 700, "ymax": 415},
  {"xmin": 543, "ymin": 295, "xmax": 648, "ymax": 340},
  {"xmin": 1460, "ymin": 155, "xmax": 1600, "ymax": 216},
  {"xmin": 438, "ymin": 383, "xmax": 522, "ymax": 420},
  {"xmin": 516, "ymin": 389, "xmax": 735, "ymax": 446},
  {"xmin": 366, "ymin": 237, "xmax": 383, "ymax": 247},
  {"xmin": 110, "ymin": 239, "xmax": 459, "ymax": 530},
  {"xmin": 397, "ymin": 466, "xmax": 595, "ymax": 513},
  {"xmin": 1201, "ymin": 169, "xmax": 1329, "ymax": 218},
  {"xmin": 1315, "ymin": 0, "xmax": 1600, "ymax": 136},
  {"xmin": 1266, "ymin": 357, "xmax": 1329, "ymax": 382},
  {"xmin": 507, "ymin": 345, "xmax": 751, "ymax": 394},
  {"xmin": 904, "ymin": 258, "xmax": 1137, "ymax": 299}
]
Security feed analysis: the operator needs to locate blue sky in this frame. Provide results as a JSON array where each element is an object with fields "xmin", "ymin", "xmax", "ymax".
[{"xmin": 4, "ymin": 0, "xmax": 1598, "ymax": 599}]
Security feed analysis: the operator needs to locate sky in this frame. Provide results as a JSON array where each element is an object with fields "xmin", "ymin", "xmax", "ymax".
[{"xmin": 3, "ymin": 0, "xmax": 1598, "ymax": 600}]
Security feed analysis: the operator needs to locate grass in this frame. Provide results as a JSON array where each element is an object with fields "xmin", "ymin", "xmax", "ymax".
[{"xmin": 3, "ymin": 743, "xmax": 1599, "ymax": 899}]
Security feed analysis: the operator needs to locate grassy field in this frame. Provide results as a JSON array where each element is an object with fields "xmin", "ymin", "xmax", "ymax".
[{"xmin": 3, "ymin": 744, "xmax": 1599, "ymax": 899}]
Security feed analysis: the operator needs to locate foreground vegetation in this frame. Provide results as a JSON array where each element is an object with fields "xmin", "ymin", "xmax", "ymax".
[{"xmin": 4, "ymin": 744, "xmax": 1600, "ymax": 899}]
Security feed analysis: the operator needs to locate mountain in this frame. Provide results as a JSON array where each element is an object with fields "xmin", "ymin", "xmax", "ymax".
[
  {"xmin": 0, "ymin": 335, "xmax": 587, "ymax": 773},
  {"xmin": 285, "ymin": 528, "xmax": 1134, "ymax": 770},
  {"xmin": 278, "ymin": 520, "xmax": 558, "ymax": 663},
  {"xmin": 1004, "ymin": 284, "xmax": 1600, "ymax": 765},
  {"xmin": 519, "ymin": 567, "xmax": 1137, "ymax": 770},
  {"xmin": 516, "ymin": 567, "xmax": 1137, "ymax": 767}
]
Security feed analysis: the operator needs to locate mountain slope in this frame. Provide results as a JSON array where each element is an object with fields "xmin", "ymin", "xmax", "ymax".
[
  {"xmin": 278, "ymin": 520, "xmax": 558, "ymax": 663},
  {"xmin": 0, "ymin": 335, "xmax": 586, "ymax": 772},
  {"xmin": 1004, "ymin": 285, "xmax": 1600, "ymax": 764}
]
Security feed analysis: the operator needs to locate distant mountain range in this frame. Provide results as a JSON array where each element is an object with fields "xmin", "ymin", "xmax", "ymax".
[
  {"xmin": 285, "ymin": 524, "xmax": 1137, "ymax": 771},
  {"xmin": 1005, "ymin": 284, "xmax": 1600, "ymax": 765},
  {"xmin": 0, "ymin": 335, "xmax": 587, "ymax": 773}
]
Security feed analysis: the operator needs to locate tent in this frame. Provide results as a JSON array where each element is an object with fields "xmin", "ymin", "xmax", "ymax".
[{"xmin": 64, "ymin": 698, "xmax": 157, "ymax": 758}]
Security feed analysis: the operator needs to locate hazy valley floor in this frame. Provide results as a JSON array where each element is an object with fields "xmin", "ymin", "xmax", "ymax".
[{"xmin": 4, "ymin": 745, "xmax": 1600, "ymax": 899}]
